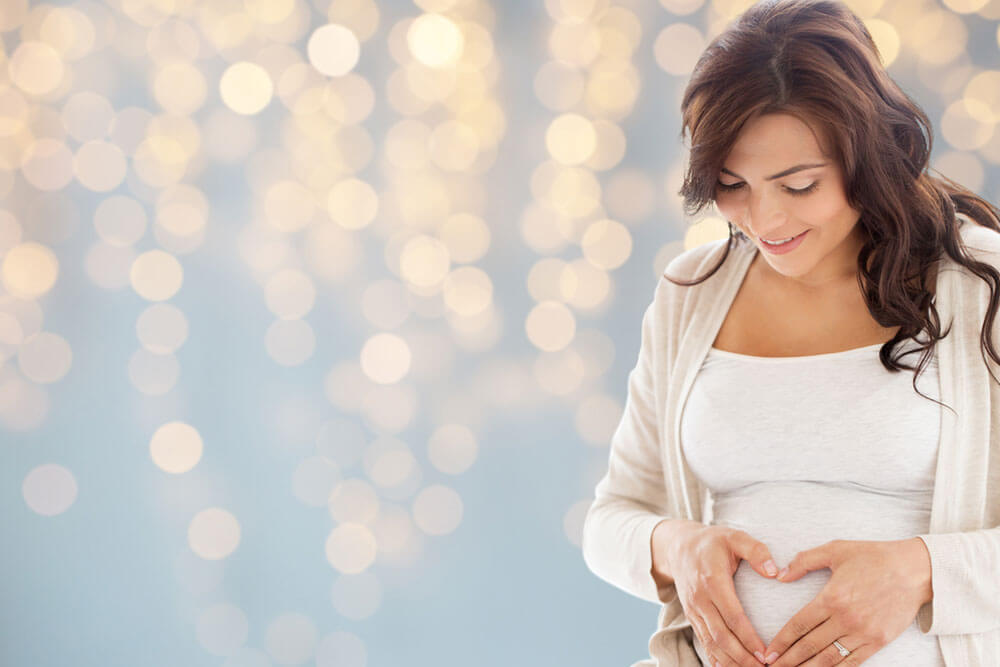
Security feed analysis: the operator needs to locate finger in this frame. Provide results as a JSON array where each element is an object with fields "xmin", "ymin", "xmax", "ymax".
[
  {"xmin": 796, "ymin": 636, "xmax": 869, "ymax": 667},
  {"xmin": 729, "ymin": 530, "xmax": 781, "ymax": 580},
  {"xmin": 697, "ymin": 612, "xmax": 735, "ymax": 667},
  {"xmin": 703, "ymin": 600, "xmax": 765, "ymax": 666},
  {"xmin": 688, "ymin": 612, "xmax": 711, "ymax": 654},
  {"xmin": 713, "ymin": 575, "xmax": 768, "ymax": 661},
  {"xmin": 691, "ymin": 613, "xmax": 725, "ymax": 667},
  {"xmin": 776, "ymin": 541, "xmax": 838, "ymax": 583},
  {"xmin": 834, "ymin": 640, "xmax": 876, "ymax": 666},
  {"xmin": 763, "ymin": 599, "xmax": 829, "ymax": 663},
  {"xmin": 768, "ymin": 617, "xmax": 838, "ymax": 667}
]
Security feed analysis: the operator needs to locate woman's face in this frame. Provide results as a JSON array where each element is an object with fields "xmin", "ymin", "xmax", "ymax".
[{"xmin": 713, "ymin": 111, "xmax": 864, "ymax": 292}]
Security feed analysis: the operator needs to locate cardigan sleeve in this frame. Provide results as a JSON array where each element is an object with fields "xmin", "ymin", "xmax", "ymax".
[
  {"xmin": 915, "ymin": 527, "xmax": 1000, "ymax": 634},
  {"xmin": 913, "ymin": 229, "xmax": 1000, "ymax": 636},
  {"xmin": 581, "ymin": 284, "xmax": 677, "ymax": 606}
]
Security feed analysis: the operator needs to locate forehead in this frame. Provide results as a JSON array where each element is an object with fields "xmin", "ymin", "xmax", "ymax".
[{"xmin": 724, "ymin": 112, "xmax": 828, "ymax": 166}]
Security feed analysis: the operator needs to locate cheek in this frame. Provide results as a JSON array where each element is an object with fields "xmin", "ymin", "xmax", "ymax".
[
  {"xmin": 715, "ymin": 197, "xmax": 757, "ymax": 235},
  {"xmin": 803, "ymin": 193, "xmax": 858, "ymax": 231},
  {"xmin": 714, "ymin": 198, "xmax": 751, "ymax": 237},
  {"xmin": 802, "ymin": 192, "xmax": 842, "ymax": 221},
  {"xmin": 714, "ymin": 197, "xmax": 739, "ymax": 220}
]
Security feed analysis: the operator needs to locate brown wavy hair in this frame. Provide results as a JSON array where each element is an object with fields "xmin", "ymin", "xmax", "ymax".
[{"xmin": 668, "ymin": 0, "xmax": 1000, "ymax": 412}]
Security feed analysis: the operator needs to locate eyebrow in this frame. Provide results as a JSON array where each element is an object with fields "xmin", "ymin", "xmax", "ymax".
[{"xmin": 720, "ymin": 162, "xmax": 828, "ymax": 181}]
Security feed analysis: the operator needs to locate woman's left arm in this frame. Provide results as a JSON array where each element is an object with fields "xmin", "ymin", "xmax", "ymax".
[
  {"xmin": 915, "ymin": 526, "xmax": 1000, "ymax": 635},
  {"xmin": 756, "ymin": 530, "xmax": 999, "ymax": 666}
]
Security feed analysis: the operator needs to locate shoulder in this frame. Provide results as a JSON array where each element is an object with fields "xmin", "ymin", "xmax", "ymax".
[
  {"xmin": 958, "ymin": 219, "xmax": 1000, "ymax": 264},
  {"xmin": 655, "ymin": 236, "xmax": 748, "ymax": 302},
  {"xmin": 945, "ymin": 220, "xmax": 1000, "ymax": 296},
  {"xmin": 662, "ymin": 236, "xmax": 734, "ymax": 282},
  {"xmin": 643, "ymin": 235, "xmax": 749, "ymax": 332}
]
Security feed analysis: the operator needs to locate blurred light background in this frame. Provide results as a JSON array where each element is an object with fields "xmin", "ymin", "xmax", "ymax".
[{"xmin": 1, "ymin": 0, "xmax": 998, "ymax": 665}]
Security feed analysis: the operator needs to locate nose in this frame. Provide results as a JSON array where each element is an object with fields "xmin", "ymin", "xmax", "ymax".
[{"xmin": 743, "ymin": 188, "xmax": 787, "ymax": 239}]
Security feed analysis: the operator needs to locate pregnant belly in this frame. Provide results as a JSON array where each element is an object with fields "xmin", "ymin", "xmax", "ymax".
[
  {"xmin": 694, "ymin": 486, "xmax": 944, "ymax": 665},
  {"xmin": 731, "ymin": 558, "xmax": 830, "ymax": 645},
  {"xmin": 707, "ymin": 483, "xmax": 934, "ymax": 643}
]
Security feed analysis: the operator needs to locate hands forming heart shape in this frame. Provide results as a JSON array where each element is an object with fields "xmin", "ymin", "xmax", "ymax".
[
  {"xmin": 656, "ymin": 522, "xmax": 934, "ymax": 666},
  {"xmin": 741, "ymin": 537, "xmax": 933, "ymax": 666}
]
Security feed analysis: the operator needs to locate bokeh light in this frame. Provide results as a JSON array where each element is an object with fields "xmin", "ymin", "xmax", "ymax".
[
  {"xmin": 130, "ymin": 249, "xmax": 183, "ymax": 301},
  {"xmin": 407, "ymin": 14, "xmax": 464, "ymax": 67},
  {"xmin": 220, "ymin": 62, "xmax": 274, "ymax": 115},
  {"xmin": 150, "ymin": 421, "xmax": 203, "ymax": 474},
  {"xmin": 2, "ymin": 242, "xmax": 59, "ymax": 299},
  {"xmin": 17, "ymin": 332, "xmax": 72, "ymax": 384},
  {"xmin": 188, "ymin": 508, "xmax": 242, "ymax": 560},
  {"xmin": 411, "ymin": 484, "xmax": 463, "ymax": 535},
  {"xmin": 22, "ymin": 463, "xmax": 77, "ymax": 516},
  {"xmin": 308, "ymin": 23, "xmax": 361, "ymax": 76},
  {"xmin": 9, "ymin": 41, "xmax": 65, "ymax": 96},
  {"xmin": 325, "ymin": 522, "xmax": 378, "ymax": 573}
]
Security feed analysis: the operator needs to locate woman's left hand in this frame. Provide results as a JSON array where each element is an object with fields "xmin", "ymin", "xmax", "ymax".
[{"xmin": 761, "ymin": 538, "xmax": 933, "ymax": 666}]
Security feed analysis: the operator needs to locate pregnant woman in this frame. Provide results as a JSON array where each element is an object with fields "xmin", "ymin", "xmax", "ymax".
[{"xmin": 581, "ymin": 1, "xmax": 1000, "ymax": 666}]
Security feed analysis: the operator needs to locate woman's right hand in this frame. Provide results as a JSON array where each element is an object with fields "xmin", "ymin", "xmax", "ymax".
[{"xmin": 653, "ymin": 522, "xmax": 778, "ymax": 667}]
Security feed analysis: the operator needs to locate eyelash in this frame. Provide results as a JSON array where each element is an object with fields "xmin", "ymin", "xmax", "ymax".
[{"xmin": 716, "ymin": 181, "xmax": 819, "ymax": 196}]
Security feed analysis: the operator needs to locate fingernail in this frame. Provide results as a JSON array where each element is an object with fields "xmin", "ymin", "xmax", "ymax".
[
  {"xmin": 777, "ymin": 567, "xmax": 789, "ymax": 580},
  {"xmin": 715, "ymin": 662, "xmax": 722, "ymax": 667},
  {"xmin": 763, "ymin": 559, "xmax": 777, "ymax": 576},
  {"xmin": 766, "ymin": 652, "xmax": 780, "ymax": 663},
  {"xmin": 755, "ymin": 650, "xmax": 766, "ymax": 663}
]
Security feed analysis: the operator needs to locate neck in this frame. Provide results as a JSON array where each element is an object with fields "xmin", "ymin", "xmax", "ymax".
[{"xmin": 753, "ymin": 251, "xmax": 860, "ymax": 298}]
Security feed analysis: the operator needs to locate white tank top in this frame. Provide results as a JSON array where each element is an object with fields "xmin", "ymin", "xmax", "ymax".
[{"xmin": 681, "ymin": 336, "xmax": 945, "ymax": 666}]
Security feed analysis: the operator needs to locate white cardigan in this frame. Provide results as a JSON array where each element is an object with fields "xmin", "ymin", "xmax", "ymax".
[{"xmin": 582, "ymin": 219, "xmax": 1000, "ymax": 666}]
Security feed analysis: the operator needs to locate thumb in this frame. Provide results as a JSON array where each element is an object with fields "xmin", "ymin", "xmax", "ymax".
[
  {"xmin": 730, "ymin": 530, "xmax": 780, "ymax": 579},
  {"xmin": 777, "ymin": 543, "xmax": 835, "ymax": 582}
]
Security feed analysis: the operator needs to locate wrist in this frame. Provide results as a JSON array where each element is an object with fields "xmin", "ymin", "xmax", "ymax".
[
  {"xmin": 651, "ymin": 518, "xmax": 702, "ymax": 583},
  {"xmin": 905, "ymin": 537, "xmax": 934, "ymax": 605}
]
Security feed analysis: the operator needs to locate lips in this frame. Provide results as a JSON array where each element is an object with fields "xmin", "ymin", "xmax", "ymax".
[
  {"xmin": 759, "ymin": 229, "xmax": 809, "ymax": 254},
  {"xmin": 761, "ymin": 231, "xmax": 807, "ymax": 244}
]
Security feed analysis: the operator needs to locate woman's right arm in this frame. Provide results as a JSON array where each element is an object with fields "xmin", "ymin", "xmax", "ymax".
[{"xmin": 581, "ymin": 290, "xmax": 677, "ymax": 606}]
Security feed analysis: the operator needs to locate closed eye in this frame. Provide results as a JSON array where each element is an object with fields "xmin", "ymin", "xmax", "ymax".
[{"xmin": 716, "ymin": 181, "xmax": 820, "ymax": 196}]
